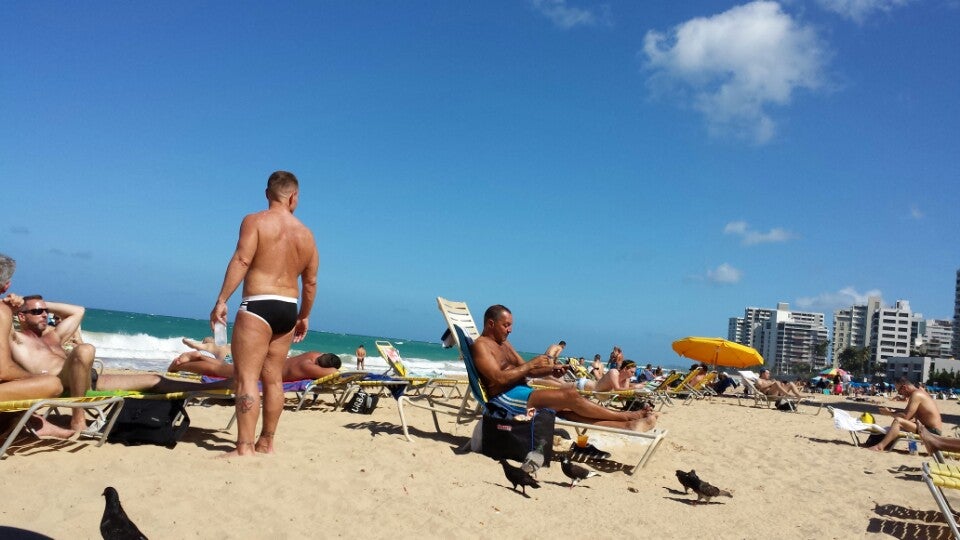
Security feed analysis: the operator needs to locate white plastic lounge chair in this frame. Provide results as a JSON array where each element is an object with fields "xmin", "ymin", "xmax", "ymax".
[
  {"xmin": 375, "ymin": 340, "xmax": 464, "ymax": 399},
  {"xmin": 827, "ymin": 406, "xmax": 889, "ymax": 447}
]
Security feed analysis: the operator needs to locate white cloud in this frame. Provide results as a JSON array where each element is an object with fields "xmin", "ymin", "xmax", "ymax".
[
  {"xmin": 707, "ymin": 263, "xmax": 743, "ymax": 284},
  {"xmin": 642, "ymin": 1, "xmax": 827, "ymax": 143},
  {"xmin": 529, "ymin": 0, "xmax": 611, "ymax": 29},
  {"xmin": 815, "ymin": 0, "xmax": 912, "ymax": 23},
  {"xmin": 795, "ymin": 286, "xmax": 883, "ymax": 310},
  {"xmin": 909, "ymin": 204, "xmax": 924, "ymax": 220},
  {"xmin": 724, "ymin": 220, "xmax": 796, "ymax": 245}
]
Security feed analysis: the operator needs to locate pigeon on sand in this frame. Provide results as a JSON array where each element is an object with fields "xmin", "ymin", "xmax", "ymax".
[
  {"xmin": 500, "ymin": 460, "xmax": 540, "ymax": 495},
  {"xmin": 100, "ymin": 487, "xmax": 147, "ymax": 540},
  {"xmin": 560, "ymin": 456, "xmax": 600, "ymax": 489}
]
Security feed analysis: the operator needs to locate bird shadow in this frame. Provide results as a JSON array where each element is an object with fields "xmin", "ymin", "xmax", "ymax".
[
  {"xmin": 543, "ymin": 480, "xmax": 587, "ymax": 489},
  {"xmin": 486, "ymin": 480, "xmax": 534, "ymax": 498},
  {"xmin": 886, "ymin": 465, "xmax": 924, "ymax": 482},
  {"xmin": 664, "ymin": 495, "xmax": 721, "ymax": 506}
]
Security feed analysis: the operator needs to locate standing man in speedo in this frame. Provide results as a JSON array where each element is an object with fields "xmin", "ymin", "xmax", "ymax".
[{"xmin": 211, "ymin": 171, "xmax": 319, "ymax": 457}]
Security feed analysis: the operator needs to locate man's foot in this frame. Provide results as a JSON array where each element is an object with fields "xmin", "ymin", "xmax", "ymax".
[
  {"xmin": 219, "ymin": 441, "xmax": 258, "ymax": 458},
  {"xmin": 865, "ymin": 444, "xmax": 885, "ymax": 452},
  {"xmin": 182, "ymin": 337, "xmax": 203, "ymax": 349},
  {"xmin": 29, "ymin": 417, "xmax": 77, "ymax": 440},
  {"xmin": 254, "ymin": 434, "xmax": 275, "ymax": 455}
]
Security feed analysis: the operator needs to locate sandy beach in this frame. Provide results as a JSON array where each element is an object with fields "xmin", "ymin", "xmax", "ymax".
[{"xmin": 3, "ymin": 387, "xmax": 959, "ymax": 539}]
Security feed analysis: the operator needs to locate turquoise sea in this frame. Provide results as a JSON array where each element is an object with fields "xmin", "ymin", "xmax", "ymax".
[{"xmin": 81, "ymin": 308, "xmax": 469, "ymax": 377}]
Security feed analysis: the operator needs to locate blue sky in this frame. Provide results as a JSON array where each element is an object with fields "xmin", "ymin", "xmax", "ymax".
[{"xmin": 3, "ymin": 1, "xmax": 958, "ymax": 361}]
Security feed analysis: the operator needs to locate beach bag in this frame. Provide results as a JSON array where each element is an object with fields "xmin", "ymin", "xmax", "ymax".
[
  {"xmin": 343, "ymin": 389, "xmax": 379, "ymax": 414},
  {"xmin": 107, "ymin": 398, "xmax": 190, "ymax": 449},
  {"xmin": 481, "ymin": 408, "xmax": 555, "ymax": 466}
]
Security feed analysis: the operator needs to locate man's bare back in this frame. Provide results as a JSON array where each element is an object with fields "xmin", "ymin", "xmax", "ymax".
[{"xmin": 240, "ymin": 208, "xmax": 316, "ymax": 299}]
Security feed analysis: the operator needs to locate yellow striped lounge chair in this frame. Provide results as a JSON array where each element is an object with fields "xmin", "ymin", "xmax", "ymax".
[{"xmin": 0, "ymin": 395, "xmax": 125, "ymax": 459}]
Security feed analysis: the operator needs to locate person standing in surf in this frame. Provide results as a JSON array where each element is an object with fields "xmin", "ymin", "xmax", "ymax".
[{"xmin": 211, "ymin": 171, "xmax": 319, "ymax": 457}]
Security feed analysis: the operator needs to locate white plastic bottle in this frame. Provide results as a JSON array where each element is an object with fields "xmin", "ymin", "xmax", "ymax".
[{"xmin": 214, "ymin": 322, "xmax": 228, "ymax": 346}]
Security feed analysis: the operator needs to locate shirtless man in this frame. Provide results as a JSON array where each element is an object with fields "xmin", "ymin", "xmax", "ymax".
[
  {"xmin": 867, "ymin": 378, "xmax": 943, "ymax": 452},
  {"xmin": 589, "ymin": 354, "xmax": 604, "ymax": 380},
  {"xmin": 755, "ymin": 369, "xmax": 803, "ymax": 399},
  {"xmin": 0, "ymin": 254, "xmax": 74, "ymax": 439},
  {"xmin": 11, "ymin": 296, "xmax": 231, "ymax": 431},
  {"xmin": 355, "ymin": 344, "xmax": 366, "ymax": 370},
  {"xmin": 544, "ymin": 341, "xmax": 566, "ymax": 361},
  {"xmin": 471, "ymin": 305, "xmax": 657, "ymax": 431},
  {"xmin": 168, "ymin": 350, "xmax": 340, "ymax": 382},
  {"xmin": 211, "ymin": 170, "xmax": 319, "ymax": 457}
]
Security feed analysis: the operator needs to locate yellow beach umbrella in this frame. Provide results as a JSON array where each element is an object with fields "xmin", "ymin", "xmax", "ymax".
[{"xmin": 671, "ymin": 336, "xmax": 763, "ymax": 368}]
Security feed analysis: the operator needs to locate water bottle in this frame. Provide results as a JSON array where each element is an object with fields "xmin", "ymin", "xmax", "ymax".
[
  {"xmin": 908, "ymin": 439, "xmax": 918, "ymax": 455},
  {"xmin": 214, "ymin": 322, "xmax": 227, "ymax": 346}
]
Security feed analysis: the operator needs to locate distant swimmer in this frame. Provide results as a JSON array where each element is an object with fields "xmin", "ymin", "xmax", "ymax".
[{"xmin": 211, "ymin": 170, "xmax": 319, "ymax": 457}]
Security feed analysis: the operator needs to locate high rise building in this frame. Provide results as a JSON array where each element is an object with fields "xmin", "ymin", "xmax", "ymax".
[
  {"xmin": 831, "ymin": 296, "xmax": 882, "ymax": 363},
  {"xmin": 921, "ymin": 319, "xmax": 954, "ymax": 359},
  {"xmin": 729, "ymin": 303, "xmax": 829, "ymax": 374},
  {"xmin": 868, "ymin": 300, "xmax": 920, "ymax": 373},
  {"xmin": 954, "ymin": 268, "xmax": 960, "ymax": 359}
]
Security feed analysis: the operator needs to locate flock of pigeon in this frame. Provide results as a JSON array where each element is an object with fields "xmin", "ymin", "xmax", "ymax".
[{"xmin": 497, "ymin": 442, "xmax": 733, "ymax": 504}]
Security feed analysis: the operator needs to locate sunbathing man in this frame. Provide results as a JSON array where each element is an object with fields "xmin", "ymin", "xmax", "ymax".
[
  {"xmin": 11, "ymin": 296, "xmax": 231, "ymax": 432},
  {"xmin": 0, "ymin": 254, "xmax": 74, "ymax": 439},
  {"xmin": 168, "ymin": 337, "xmax": 234, "ymax": 378},
  {"xmin": 867, "ymin": 378, "xmax": 943, "ymax": 452},
  {"xmin": 169, "ymin": 349, "xmax": 341, "ymax": 382},
  {"xmin": 471, "ymin": 305, "xmax": 657, "ymax": 431},
  {"xmin": 755, "ymin": 369, "xmax": 803, "ymax": 399}
]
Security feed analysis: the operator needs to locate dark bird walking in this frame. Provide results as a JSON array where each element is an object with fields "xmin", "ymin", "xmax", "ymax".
[
  {"xmin": 560, "ymin": 456, "xmax": 600, "ymax": 489},
  {"xmin": 500, "ymin": 459, "xmax": 540, "ymax": 495},
  {"xmin": 676, "ymin": 469, "xmax": 701, "ymax": 493},
  {"xmin": 693, "ymin": 479, "xmax": 733, "ymax": 503},
  {"xmin": 676, "ymin": 469, "xmax": 733, "ymax": 503},
  {"xmin": 100, "ymin": 487, "xmax": 147, "ymax": 540}
]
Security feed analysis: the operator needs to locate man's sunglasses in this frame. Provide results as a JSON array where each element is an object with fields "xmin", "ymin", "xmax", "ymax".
[{"xmin": 22, "ymin": 308, "xmax": 49, "ymax": 315}]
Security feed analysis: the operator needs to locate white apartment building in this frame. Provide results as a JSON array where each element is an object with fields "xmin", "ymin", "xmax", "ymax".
[
  {"xmin": 729, "ymin": 303, "xmax": 829, "ymax": 374},
  {"xmin": 831, "ymin": 296, "xmax": 881, "ymax": 364},
  {"xmin": 919, "ymin": 319, "xmax": 954, "ymax": 359},
  {"xmin": 869, "ymin": 300, "xmax": 920, "ymax": 372}
]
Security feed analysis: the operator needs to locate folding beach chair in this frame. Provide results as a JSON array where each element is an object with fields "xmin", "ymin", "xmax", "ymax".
[
  {"xmin": 922, "ymin": 461, "xmax": 960, "ymax": 539},
  {"xmin": 737, "ymin": 370, "xmax": 823, "ymax": 414},
  {"xmin": 0, "ymin": 395, "xmax": 125, "ymax": 459},
  {"xmin": 375, "ymin": 340, "xmax": 464, "ymax": 399}
]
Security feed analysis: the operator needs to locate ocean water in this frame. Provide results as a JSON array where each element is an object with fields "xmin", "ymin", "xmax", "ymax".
[{"xmin": 80, "ymin": 308, "xmax": 467, "ymax": 377}]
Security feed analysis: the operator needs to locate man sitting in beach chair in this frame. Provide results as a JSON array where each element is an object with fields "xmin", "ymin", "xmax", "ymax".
[
  {"xmin": 472, "ymin": 304, "xmax": 657, "ymax": 431},
  {"xmin": 10, "ymin": 296, "xmax": 231, "ymax": 432},
  {"xmin": 0, "ymin": 254, "xmax": 76, "ymax": 439},
  {"xmin": 866, "ymin": 378, "xmax": 943, "ymax": 452}
]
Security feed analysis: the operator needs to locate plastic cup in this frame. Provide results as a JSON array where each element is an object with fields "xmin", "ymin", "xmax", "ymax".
[{"xmin": 577, "ymin": 434, "xmax": 589, "ymax": 448}]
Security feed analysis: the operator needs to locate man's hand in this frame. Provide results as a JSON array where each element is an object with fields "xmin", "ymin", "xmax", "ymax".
[
  {"xmin": 210, "ymin": 301, "xmax": 228, "ymax": 332},
  {"xmin": 293, "ymin": 317, "xmax": 309, "ymax": 343},
  {"xmin": 1, "ymin": 293, "xmax": 23, "ymax": 312}
]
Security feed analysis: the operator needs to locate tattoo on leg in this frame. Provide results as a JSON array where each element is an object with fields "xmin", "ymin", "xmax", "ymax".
[{"xmin": 237, "ymin": 394, "xmax": 255, "ymax": 414}]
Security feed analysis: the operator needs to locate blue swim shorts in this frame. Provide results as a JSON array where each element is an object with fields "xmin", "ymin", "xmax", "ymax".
[{"xmin": 487, "ymin": 384, "xmax": 533, "ymax": 417}]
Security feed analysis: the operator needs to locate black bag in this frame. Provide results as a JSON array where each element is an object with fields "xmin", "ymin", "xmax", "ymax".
[
  {"xmin": 107, "ymin": 398, "xmax": 190, "ymax": 448},
  {"xmin": 343, "ymin": 390, "xmax": 379, "ymax": 414},
  {"xmin": 481, "ymin": 408, "xmax": 556, "ymax": 466}
]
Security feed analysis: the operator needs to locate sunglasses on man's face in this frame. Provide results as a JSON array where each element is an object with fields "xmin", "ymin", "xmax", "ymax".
[{"xmin": 22, "ymin": 308, "xmax": 49, "ymax": 316}]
